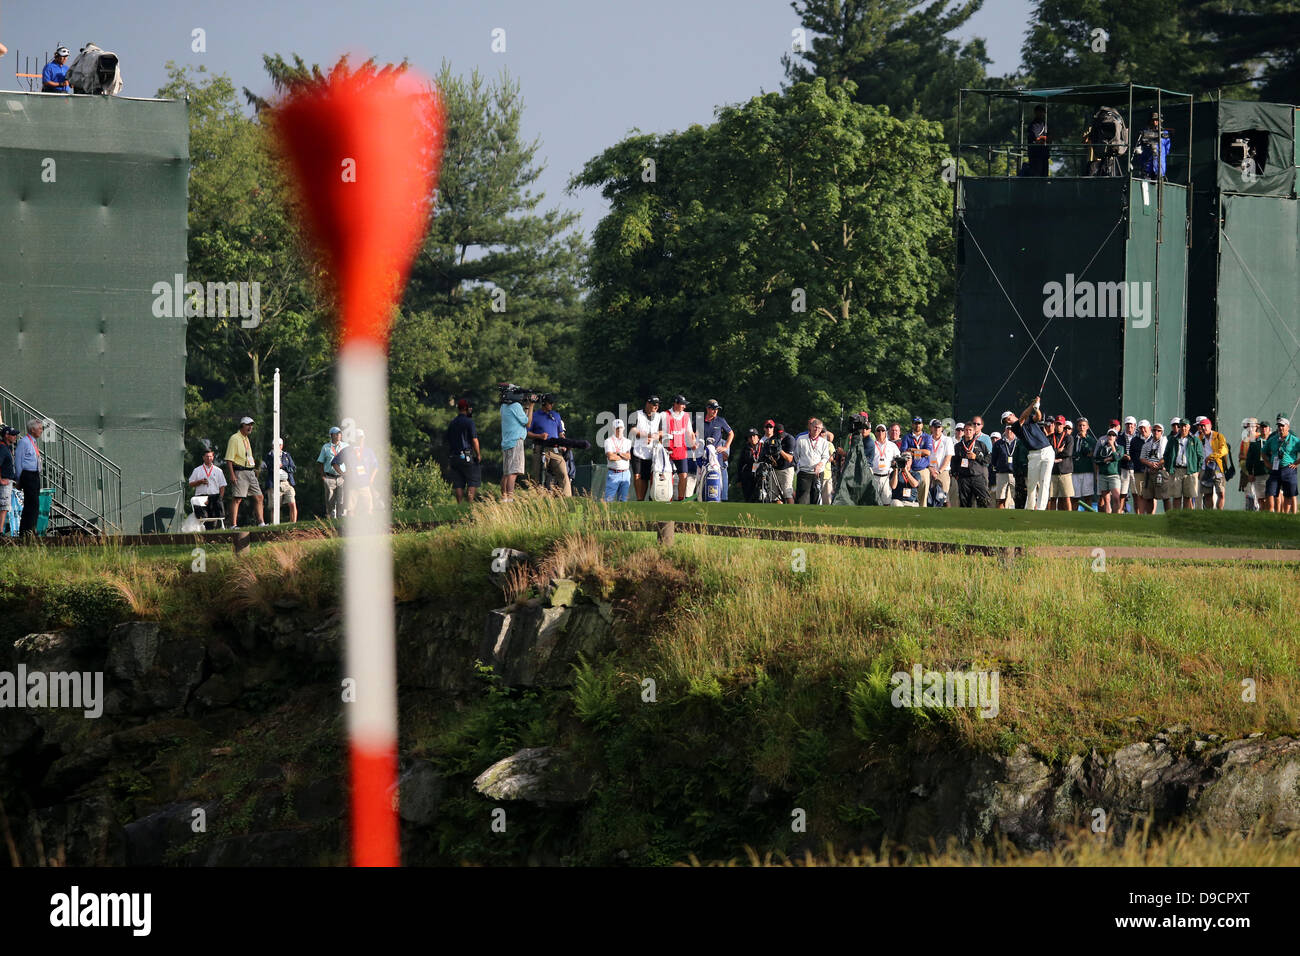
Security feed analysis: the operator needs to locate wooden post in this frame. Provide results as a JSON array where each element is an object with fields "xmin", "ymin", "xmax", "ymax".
[
  {"xmin": 657, "ymin": 521, "xmax": 675, "ymax": 547},
  {"xmin": 234, "ymin": 531, "xmax": 252, "ymax": 556}
]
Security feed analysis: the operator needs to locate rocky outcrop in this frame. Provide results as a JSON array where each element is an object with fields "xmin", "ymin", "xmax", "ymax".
[
  {"xmin": 863, "ymin": 732, "xmax": 1300, "ymax": 851},
  {"xmin": 473, "ymin": 747, "xmax": 596, "ymax": 804},
  {"xmin": 479, "ymin": 579, "xmax": 616, "ymax": 688}
]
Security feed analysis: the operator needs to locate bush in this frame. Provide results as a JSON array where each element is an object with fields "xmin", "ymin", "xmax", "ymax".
[{"xmin": 390, "ymin": 456, "xmax": 458, "ymax": 509}]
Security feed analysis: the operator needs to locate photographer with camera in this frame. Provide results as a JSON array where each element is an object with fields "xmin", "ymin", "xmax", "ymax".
[
  {"xmin": 1135, "ymin": 112, "xmax": 1171, "ymax": 181},
  {"xmin": 447, "ymin": 398, "xmax": 481, "ymax": 504},
  {"xmin": 498, "ymin": 384, "xmax": 537, "ymax": 503},
  {"xmin": 528, "ymin": 394, "xmax": 571, "ymax": 497}
]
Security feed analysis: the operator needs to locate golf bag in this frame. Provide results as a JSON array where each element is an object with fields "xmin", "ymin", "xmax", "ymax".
[
  {"xmin": 67, "ymin": 43, "xmax": 123, "ymax": 95},
  {"xmin": 649, "ymin": 443, "xmax": 673, "ymax": 502},
  {"xmin": 699, "ymin": 442, "xmax": 722, "ymax": 502}
]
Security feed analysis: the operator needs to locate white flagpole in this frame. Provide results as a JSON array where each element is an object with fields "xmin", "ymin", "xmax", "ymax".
[{"xmin": 273, "ymin": 367, "xmax": 282, "ymax": 524}]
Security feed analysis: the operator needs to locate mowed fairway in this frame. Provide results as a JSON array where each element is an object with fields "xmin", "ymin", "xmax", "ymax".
[{"xmin": 599, "ymin": 500, "xmax": 1300, "ymax": 552}]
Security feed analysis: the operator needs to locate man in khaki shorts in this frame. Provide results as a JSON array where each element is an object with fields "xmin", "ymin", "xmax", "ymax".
[
  {"xmin": 1162, "ymin": 418, "xmax": 1201, "ymax": 509},
  {"xmin": 224, "ymin": 416, "xmax": 265, "ymax": 527}
]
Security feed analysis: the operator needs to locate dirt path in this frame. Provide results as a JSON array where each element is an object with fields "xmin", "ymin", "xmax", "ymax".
[{"xmin": 1032, "ymin": 545, "xmax": 1300, "ymax": 562}]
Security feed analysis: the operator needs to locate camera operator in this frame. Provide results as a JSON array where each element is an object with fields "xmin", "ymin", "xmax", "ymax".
[
  {"xmin": 528, "ymin": 394, "xmax": 571, "ymax": 497},
  {"xmin": 892, "ymin": 451, "xmax": 919, "ymax": 506},
  {"xmin": 769, "ymin": 421, "xmax": 797, "ymax": 503},
  {"xmin": 1135, "ymin": 111, "xmax": 1171, "ymax": 181},
  {"xmin": 499, "ymin": 384, "xmax": 536, "ymax": 503},
  {"xmin": 447, "ymin": 398, "xmax": 481, "ymax": 504}
]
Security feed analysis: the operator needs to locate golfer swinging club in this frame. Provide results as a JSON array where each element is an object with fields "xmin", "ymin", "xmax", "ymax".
[{"xmin": 1004, "ymin": 394, "xmax": 1054, "ymax": 510}]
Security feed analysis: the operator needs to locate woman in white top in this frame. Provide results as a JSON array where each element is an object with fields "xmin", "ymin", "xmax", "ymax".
[{"xmin": 604, "ymin": 419, "xmax": 633, "ymax": 501}]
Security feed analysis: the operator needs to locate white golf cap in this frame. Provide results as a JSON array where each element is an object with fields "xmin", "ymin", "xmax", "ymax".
[
  {"xmin": 1000, "ymin": 411, "xmax": 1014, "ymax": 422},
  {"xmin": 955, "ymin": 422, "xmax": 965, "ymax": 431},
  {"xmin": 1279, "ymin": 417, "xmax": 1291, "ymax": 427},
  {"xmin": 239, "ymin": 416, "xmax": 254, "ymax": 425},
  {"xmin": 991, "ymin": 431, "xmax": 1001, "ymax": 440},
  {"xmin": 1138, "ymin": 419, "xmax": 1150, "ymax": 428},
  {"xmin": 1124, "ymin": 416, "xmax": 1137, "ymax": 425},
  {"xmin": 612, "ymin": 419, "xmax": 625, "ymax": 430}
]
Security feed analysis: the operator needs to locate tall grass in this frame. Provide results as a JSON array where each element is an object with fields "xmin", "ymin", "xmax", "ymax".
[{"xmin": 696, "ymin": 821, "xmax": 1300, "ymax": 866}]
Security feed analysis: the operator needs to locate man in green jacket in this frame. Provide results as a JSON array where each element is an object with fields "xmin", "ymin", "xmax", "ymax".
[
  {"xmin": 1162, "ymin": 418, "xmax": 1203, "ymax": 510},
  {"xmin": 1263, "ymin": 416, "xmax": 1300, "ymax": 515}
]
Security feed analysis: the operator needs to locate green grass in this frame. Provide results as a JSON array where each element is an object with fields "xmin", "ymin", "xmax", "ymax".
[
  {"xmin": 5, "ymin": 491, "xmax": 1297, "ymax": 865},
  {"xmin": 611, "ymin": 500, "xmax": 1300, "ymax": 550}
]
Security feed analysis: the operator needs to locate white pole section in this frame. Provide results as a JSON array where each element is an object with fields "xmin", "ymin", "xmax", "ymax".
[{"xmin": 272, "ymin": 367, "xmax": 282, "ymax": 524}]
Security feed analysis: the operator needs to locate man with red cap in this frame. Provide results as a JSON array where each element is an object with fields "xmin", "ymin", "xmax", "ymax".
[
  {"xmin": 1196, "ymin": 416, "xmax": 1230, "ymax": 510},
  {"xmin": 1048, "ymin": 414, "xmax": 1074, "ymax": 511}
]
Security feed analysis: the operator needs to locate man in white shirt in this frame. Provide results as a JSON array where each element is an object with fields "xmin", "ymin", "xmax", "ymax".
[
  {"xmin": 929, "ymin": 419, "xmax": 954, "ymax": 506},
  {"xmin": 187, "ymin": 448, "xmax": 228, "ymax": 521},
  {"xmin": 603, "ymin": 419, "xmax": 632, "ymax": 501},
  {"xmin": 631, "ymin": 395, "xmax": 666, "ymax": 501},
  {"xmin": 869, "ymin": 423, "xmax": 899, "ymax": 506},
  {"xmin": 794, "ymin": 418, "xmax": 831, "ymax": 504}
]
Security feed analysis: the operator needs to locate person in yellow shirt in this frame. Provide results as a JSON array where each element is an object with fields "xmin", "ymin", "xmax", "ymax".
[
  {"xmin": 224, "ymin": 416, "xmax": 265, "ymax": 527},
  {"xmin": 1196, "ymin": 416, "xmax": 1230, "ymax": 510}
]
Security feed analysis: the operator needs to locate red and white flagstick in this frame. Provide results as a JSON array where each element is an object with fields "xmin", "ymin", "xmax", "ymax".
[
  {"xmin": 340, "ymin": 343, "xmax": 398, "ymax": 865},
  {"xmin": 274, "ymin": 65, "xmax": 444, "ymax": 867}
]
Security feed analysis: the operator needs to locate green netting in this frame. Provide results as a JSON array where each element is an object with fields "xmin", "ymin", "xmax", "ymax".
[
  {"xmin": 0, "ymin": 93, "xmax": 189, "ymax": 531},
  {"xmin": 1215, "ymin": 195, "xmax": 1300, "ymax": 429},
  {"xmin": 958, "ymin": 178, "xmax": 1128, "ymax": 420},
  {"xmin": 1124, "ymin": 178, "xmax": 1189, "ymax": 424}
]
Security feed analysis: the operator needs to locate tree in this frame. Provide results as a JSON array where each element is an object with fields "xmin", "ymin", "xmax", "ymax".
[
  {"xmin": 248, "ymin": 56, "xmax": 586, "ymax": 467},
  {"xmin": 396, "ymin": 65, "xmax": 587, "ymax": 462},
  {"xmin": 158, "ymin": 64, "xmax": 334, "ymax": 502},
  {"xmin": 783, "ymin": 0, "xmax": 991, "ymax": 143},
  {"xmin": 573, "ymin": 80, "xmax": 953, "ymax": 432},
  {"xmin": 1198, "ymin": 0, "xmax": 1300, "ymax": 101},
  {"xmin": 1019, "ymin": 0, "xmax": 1273, "ymax": 97}
]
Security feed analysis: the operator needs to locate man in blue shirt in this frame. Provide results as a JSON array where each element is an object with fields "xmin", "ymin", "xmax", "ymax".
[
  {"xmin": 15, "ymin": 419, "xmax": 44, "ymax": 535},
  {"xmin": 331, "ymin": 429, "xmax": 380, "ymax": 516},
  {"xmin": 42, "ymin": 47, "xmax": 72, "ymax": 93},
  {"xmin": 699, "ymin": 399, "xmax": 734, "ymax": 500},
  {"xmin": 500, "ymin": 392, "xmax": 534, "ymax": 502},
  {"xmin": 263, "ymin": 440, "xmax": 298, "ymax": 524},
  {"xmin": 0, "ymin": 425, "xmax": 18, "ymax": 535},
  {"xmin": 446, "ymin": 399, "xmax": 482, "ymax": 504},
  {"xmin": 1135, "ymin": 112, "xmax": 1172, "ymax": 180},
  {"xmin": 317, "ymin": 426, "xmax": 349, "ymax": 519},
  {"xmin": 1005, "ymin": 397, "xmax": 1053, "ymax": 510},
  {"xmin": 899, "ymin": 416, "xmax": 935, "ymax": 507},
  {"xmin": 527, "ymin": 394, "xmax": 569, "ymax": 496}
]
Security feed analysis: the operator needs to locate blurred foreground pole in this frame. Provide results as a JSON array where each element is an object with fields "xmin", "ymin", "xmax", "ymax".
[{"xmin": 274, "ymin": 65, "xmax": 444, "ymax": 866}]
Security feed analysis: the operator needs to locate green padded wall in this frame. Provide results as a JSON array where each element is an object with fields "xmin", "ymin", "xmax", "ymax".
[{"xmin": 0, "ymin": 92, "xmax": 189, "ymax": 531}]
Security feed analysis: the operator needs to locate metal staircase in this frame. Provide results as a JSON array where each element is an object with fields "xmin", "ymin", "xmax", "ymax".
[{"xmin": 0, "ymin": 384, "xmax": 123, "ymax": 535}]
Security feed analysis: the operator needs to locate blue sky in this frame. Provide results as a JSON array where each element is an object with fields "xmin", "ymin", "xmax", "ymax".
[{"xmin": 4, "ymin": 0, "xmax": 1034, "ymax": 233}]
